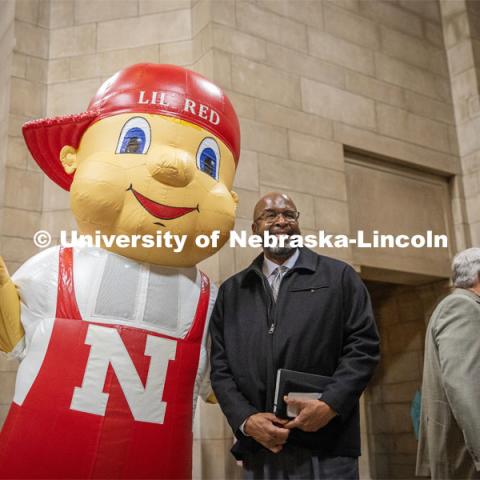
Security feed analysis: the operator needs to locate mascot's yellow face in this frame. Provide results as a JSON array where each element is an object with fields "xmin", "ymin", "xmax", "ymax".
[{"xmin": 60, "ymin": 113, "xmax": 238, "ymax": 267}]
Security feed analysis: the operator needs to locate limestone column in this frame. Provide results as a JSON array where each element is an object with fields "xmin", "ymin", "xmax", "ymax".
[
  {"xmin": 0, "ymin": 0, "xmax": 16, "ymax": 429},
  {"xmin": 0, "ymin": 0, "xmax": 49, "ymax": 428},
  {"xmin": 440, "ymin": 0, "xmax": 480, "ymax": 248}
]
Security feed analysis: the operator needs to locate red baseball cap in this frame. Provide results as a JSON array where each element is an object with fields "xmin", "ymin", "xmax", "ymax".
[{"xmin": 23, "ymin": 64, "xmax": 241, "ymax": 191}]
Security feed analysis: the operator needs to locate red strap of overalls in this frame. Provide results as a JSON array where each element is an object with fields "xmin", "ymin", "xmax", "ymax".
[
  {"xmin": 184, "ymin": 271, "xmax": 210, "ymax": 343},
  {"xmin": 55, "ymin": 247, "xmax": 82, "ymax": 321}
]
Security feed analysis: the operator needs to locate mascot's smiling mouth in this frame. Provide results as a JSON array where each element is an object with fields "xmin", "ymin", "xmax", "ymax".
[{"xmin": 128, "ymin": 185, "xmax": 199, "ymax": 225}]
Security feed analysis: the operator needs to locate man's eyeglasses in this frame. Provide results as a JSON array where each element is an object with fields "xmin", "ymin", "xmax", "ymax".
[{"xmin": 255, "ymin": 210, "xmax": 300, "ymax": 224}]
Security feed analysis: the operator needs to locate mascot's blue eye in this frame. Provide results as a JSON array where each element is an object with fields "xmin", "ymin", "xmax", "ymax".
[
  {"xmin": 196, "ymin": 138, "xmax": 220, "ymax": 180},
  {"xmin": 120, "ymin": 128, "xmax": 146, "ymax": 153},
  {"xmin": 116, "ymin": 117, "xmax": 151, "ymax": 154},
  {"xmin": 199, "ymin": 148, "xmax": 217, "ymax": 178}
]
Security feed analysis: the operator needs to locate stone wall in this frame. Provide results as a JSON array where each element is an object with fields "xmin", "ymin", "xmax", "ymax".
[
  {"xmin": 0, "ymin": 0, "xmax": 48, "ymax": 430},
  {"xmin": 2, "ymin": 0, "xmax": 49, "ymax": 274},
  {"xmin": 0, "ymin": 0, "xmax": 478, "ymax": 478},
  {"xmin": 0, "ymin": 0, "xmax": 15, "ymax": 429},
  {"xmin": 440, "ymin": 0, "xmax": 480, "ymax": 249},
  {"xmin": 0, "ymin": 0, "xmax": 15, "ymax": 225},
  {"xmin": 198, "ymin": 0, "xmax": 464, "ymax": 281}
]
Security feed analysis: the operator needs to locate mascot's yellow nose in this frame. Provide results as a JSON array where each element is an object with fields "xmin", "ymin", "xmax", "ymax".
[{"xmin": 147, "ymin": 146, "xmax": 195, "ymax": 187}]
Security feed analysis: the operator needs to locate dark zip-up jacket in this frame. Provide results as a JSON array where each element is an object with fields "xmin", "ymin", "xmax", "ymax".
[{"xmin": 210, "ymin": 247, "xmax": 380, "ymax": 459}]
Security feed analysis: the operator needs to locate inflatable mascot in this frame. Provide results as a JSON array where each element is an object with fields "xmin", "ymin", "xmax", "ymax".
[{"xmin": 0, "ymin": 63, "xmax": 240, "ymax": 479}]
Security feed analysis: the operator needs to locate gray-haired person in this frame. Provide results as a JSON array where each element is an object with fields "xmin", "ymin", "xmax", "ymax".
[{"xmin": 416, "ymin": 248, "xmax": 480, "ymax": 479}]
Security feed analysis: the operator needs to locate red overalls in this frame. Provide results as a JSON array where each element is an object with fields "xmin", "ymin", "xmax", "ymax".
[{"xmin": 0, "ymin": 247, "xmax": 210, "ymax": 479}]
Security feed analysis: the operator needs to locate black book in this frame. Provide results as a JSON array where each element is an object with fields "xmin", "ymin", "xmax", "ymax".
[{"xmin": 273, "ymin": 369, "xmax": 334, "ymax": 419}]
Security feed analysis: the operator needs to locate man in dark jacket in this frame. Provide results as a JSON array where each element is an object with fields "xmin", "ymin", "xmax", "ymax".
[{"xmin": 210, "ymin": 192, "xmax": 380, "ymax": 479}]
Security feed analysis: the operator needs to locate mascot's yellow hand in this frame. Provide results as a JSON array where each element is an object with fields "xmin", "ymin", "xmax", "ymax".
[
  {"xmin": 0, "ymin": 255, "xmax": 11, "ymax": 287},
  {"xmin": 0, "ymin": 256, "xmax": 24, "ymax": 353}
]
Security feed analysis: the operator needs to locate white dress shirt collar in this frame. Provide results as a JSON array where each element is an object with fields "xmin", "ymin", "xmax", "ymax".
[{"xmin": 262, "ymin": 248, "xmax": 300, "ymax": 280}]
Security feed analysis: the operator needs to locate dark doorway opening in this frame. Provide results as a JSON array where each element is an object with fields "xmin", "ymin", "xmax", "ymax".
[{"xmin": 363, "ymin": 279, "xmax": 450, "ymax": 480}]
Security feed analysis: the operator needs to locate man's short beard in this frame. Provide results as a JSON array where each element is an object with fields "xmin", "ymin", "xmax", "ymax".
[
  {"xmin": 264, "ymin": 245, "xmax": 296, "ymax": 257},
  {"xmin": 264, "ymin": 235, "xmax": 296, "ymax": 258}
]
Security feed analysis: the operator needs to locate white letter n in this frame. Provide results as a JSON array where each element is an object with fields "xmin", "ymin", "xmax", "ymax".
[{"xmin": 71, "ymin": 324, "xmax": 177, "ymax": 424}]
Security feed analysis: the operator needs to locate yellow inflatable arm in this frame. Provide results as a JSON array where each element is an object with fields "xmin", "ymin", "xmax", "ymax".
[{"xmin": 0, "ymin": 257, "xmax": 24, "ymax": 353}]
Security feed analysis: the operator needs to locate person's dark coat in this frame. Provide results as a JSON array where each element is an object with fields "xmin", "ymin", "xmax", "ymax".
[{"xmin": 210, "ymin": 247, "xmax": 380, "ymax": 459}]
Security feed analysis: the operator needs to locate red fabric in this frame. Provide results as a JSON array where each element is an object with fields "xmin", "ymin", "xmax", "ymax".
[
  {"xmin": 22, "ymin": 112, "xmax": 97, "ymax": 191},
  {"xmin": 0, "ymin": 247, "xmax": 210, "ymax": 479},
  {"xmin": 22, "ymin": 64, "xmax": 240, "ymax": 191}
]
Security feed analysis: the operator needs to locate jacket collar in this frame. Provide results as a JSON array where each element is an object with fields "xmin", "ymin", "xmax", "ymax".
[
  {"xmin": 453, "ymin": 288, "xmax": 480, "ymax": 303},
  {"xmin": 243, "ymin": 247, "xmax": 317, "ymax": 284}
]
